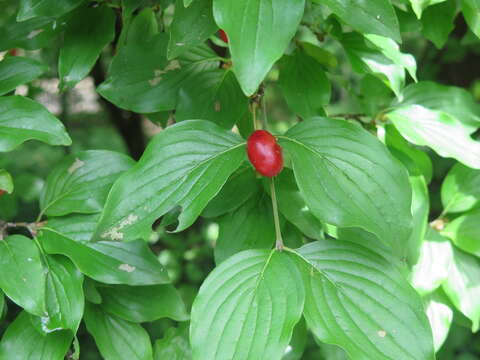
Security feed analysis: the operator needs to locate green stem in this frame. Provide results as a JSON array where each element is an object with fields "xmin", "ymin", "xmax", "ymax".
[
  {"xmin": 251, "ymin": 102, "xmax": 258, "ymax": 130},
  {"xmin": 270, "ymin": 177, "xmax": 284, "ymax": 250}
]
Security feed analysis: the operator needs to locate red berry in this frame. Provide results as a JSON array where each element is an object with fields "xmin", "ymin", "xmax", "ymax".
[
  {"xmin": 247, "ymin": 130, "xmax": 284, "ymax": 177},
  {"xmin": 9, "ymin": 49, "xmax": 17, "ymax": 56},
  {"xmin": 218, "ymin": 29, "xmax": 228, "ymax": 43},
  {"xmin": 0, "ymin": 190, "xmax": 5, "ymax": 196}
]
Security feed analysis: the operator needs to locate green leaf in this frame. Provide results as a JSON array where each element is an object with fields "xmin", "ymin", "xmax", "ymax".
[
  {"xmin": 39, "ymin": 228, "xmax": 170, "ymax": 286},
  {"xmin": 168, "ymin": 0, "xmax": 217, "ymax": 59},
  {"xmin": 190, "ymin": 249, "xmax": 305, "ymax": 360},
  {"xmin": 58, "ymin": 5, "xmax": 116, "ymax": 90},
  {"xmin": 0, "ymin": 169, "xmax": 13, "ymax": 194},
  {"xmin": 0, "ymin": 56, "xmax": 47, "ymax": 95},
  {"xmin": 278, "ymin": 118, "xmax": 412, "ymax": 252},
  {"xmin": 0, "ymin": 235, "xmax": 45, "ymax": 316},
  {"xmin": 276, "ymin": 169, "xmax": 323, "ymax": 239},
  {"xmin": 424, "ymin": 291, "xmax": 453, "ymax": 352},
  {"xmin": 215, "ymin": 191, "xmax": 275, "ymax": 264},
  {"xmin": 297, "ymin": 240, "xmax": 435, "ymax": 360},
  {"xmin": 0, "ymin": 96, "xmax": 71, "ymax": 152},
  {"xmin": 42, "ymin": 255, "xmax": 84, "ymax": 333},
  {"xmin": 153, "ymin": 324, "xmax": 191, "ymax": 360},
  {"xmin": 97, "ymin": 9, "xmax": 219, "ymax": 113},
  {"xmin": 462, "ymin": 0, "xmax": 480, "ymax": 38},
  {"xmin": 17, "ymin": 0, "xmax": 84, "ymax": 21},
  {"xmin": 95, "ymin": 120, "xmax": 245, "ymax": 241},
  {"xmin": 299, "ymin": 42, "xmax": 338, "ymax": 68},
  {"xmin": 202, "ymin": 165, "xmax": 258, "ymax": 218},
  {"xmin": 40, "ymin": 150, "xmax": 134, "ymax": 217},
  {"xmin": 442, "ymin": 163, "xmax": 480, "ymax": 214},
  {"xmin": 283, "ymin": 318, "xmax": 307, "ymax": 360},
  {"xmin": 409, "ymin": 0, "xmax": 448, "ymax": 18},
  {"xmin": 410, "ymin": 228, "xmax": 453, "ymax": 295},
  {"xmin": 278, "ymin": 49, "xmax": 331, "ymax": 119},
  {"xmin": 46, "ymin": 213, "xmax": 101, "ymax": 242},
  {"xmin": 312, "ymin": 0, "xmax": 401, "ymax": 42},
  {"xmin": 84, "ymin": 303, "xmax": 153, "ymax": 360},
  {"xmin": 421, "ymin": 1, "xmax": 457, "ymax": 48},
  {"xmin": 213, "ymin": 0, "xmax": 306, "ymax": 95},
  {"xmin": 442, "ymin": 247, "xmax": 480, "ymax": 331},
  {"xmin": 84, "ymin": 278, "xmax": 102, "ymax": 304},
  {"xmin": 98, "ymin": 284, "xmax": 188, "ymax": 322},
  {"xmin": 0, "ymin": 311, "xmax": 72, "ymax": 360},
  {"xmin": 442, "ymin": 209, "xmax": 480, "ymax": 257},
  {"xmin": 176, "ymin": 69, "xmax": 248, "ymax": 129}
]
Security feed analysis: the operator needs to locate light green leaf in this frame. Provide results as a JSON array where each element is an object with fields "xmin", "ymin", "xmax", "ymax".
[
  {"xmin": 39, "ymin": 228, "xmax": 170, "ymax": 286},
  {"xmin": 154, "ymin": 324, "xmax": 191, "ymax": 360},
  {"xmin": 84, "ymin": 303, "xmax": 153, "ymax": 360},
  {"xmin": 94, "ymin": 120, "xmax": 245, "ymax": 241},
  {"xmin": 0, "ymin": 96, "xmax": 71, "ymax": 152},
  {"xmin": 97, "ymin": 9, "xmax": 219, "ymax": 113},
  {"xmin": 442, "ymin": 247, "xmax": 480, "ymax": 331},
  {"xmin": 17, "ymin": 0, "xmax": 84, "ymax": 21},
  {"xmin": 168, "ymin": 0, "xmax": 217, "ymax": 59},
  {"xmin": 0, "ymin": 56, "xmax": 47, "ymax": 95},
  {"xmin": 0, "ymin": 235, "xmax": 45, "ymax": 316},
  {"xmin": 176, "ymin": 69, "xmax": 248, "ymax": 129},
  {"xmin": 409, "ymin": 0, "xmax": 448, "ymax": 18},
  {"xmin": 213, "ymin": 0, "xmax": 305, "ymax": 95},
  {"xmin": 0, "ymin": 311, "xmax": 72, "ymax": 360},
  {"xmin": 442, "ymin": 163, "xmax": 480, "ymax": 213},
  {"xmin": 442, "ymin": 209, "xmax": 480, "ymax": 257},
  {"xmin": 190, "ymin": 250, "xmax": 305, "ymax": 360},
  {"xmin": 98, "ymin": 284, "xmax": 188, "ymax": 322},
  {"xmin": 59, "ymin": 5, "xmax": 116, "ymax": 90},
  {"xmin": 297, "ymin": 240, "xmax": 435, "ymax": 360},
  {"xmin": 42, "ymin": 255, "xmax": 84, "ymax": 333},
  {"xmin": 421, "ymin": 1, "xmax": 457, "ymax": 48},
  {"xmin": 279, "ymin": 49, "xmax": 331, "ymax": 119},
  {"xmin": 410, "ymin": 228, "xmax": 453, "ymax": 295},
  {"xmin": 40, "ymin": 150, "xmax": 134, "ymax": 217},
  {"xmin": 0, "ymin": 169, "xmax": 13, "ymax": 194},
  {"xmin": 386, "ymin": 105, "xmax": 480, "ymax": 169},
  {"xmin": 283, "ymin": 318, "xmax": 307, "ymax": 360},
  {"xmin": 424, "ymin": 291, "xmax": 453, "ymax": 352},
  {"xmin": 462, "ymin": 0, "xmax": 480, "ymax": 38},
  {"xmin": 312, "ymin": 0, "xmax": 401, "ymax": 42},
  {"xmin": 215, "ymin": 191, "xmax": 275, "ymax": 264},
  {"xmin": 46, "ymin": 213, "xmax": 101, "ymax": 242},
  {"xmin": 278, "ymin": 118, "xmax": 412, "ymax": 252}
]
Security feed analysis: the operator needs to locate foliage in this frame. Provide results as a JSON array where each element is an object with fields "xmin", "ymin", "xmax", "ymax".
[{"xmin": 0, "ymin": 0, "xmax": 480, "ymax": 359}]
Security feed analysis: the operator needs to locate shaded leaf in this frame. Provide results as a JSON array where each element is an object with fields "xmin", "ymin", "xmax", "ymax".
[
  {"xmin": 442, "ymin": 209, "xmax": 480, "ymax": 257},
  {"xmin": 17, "ymin": 0, "xmax": 84, "ymax": 21},
  {"xmin": 0, "ymin": 56, "xmax": 47, "ymax": 95},
  {"xmin": 441, "ymin": 163, "xmax": 480, "ymax": 214},
  {"xmin": 154, "ymin": 324, "xmax": 191, "ymax": 360},
  {"xmin": 421, "ymin": 1, "xmax": 457, "ymax": 48}
]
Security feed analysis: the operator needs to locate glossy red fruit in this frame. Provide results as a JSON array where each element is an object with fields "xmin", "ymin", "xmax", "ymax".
[
  {"xmin": 218, "ymin": 29, "xmax": 228, "ymax": 43},
  {"xmin": 247, "ymin": 130, "xmax": 284, "ymax": 177}
]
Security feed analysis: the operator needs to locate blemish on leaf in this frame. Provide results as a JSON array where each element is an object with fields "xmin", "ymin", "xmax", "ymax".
[
  {"xmin": 118, "ymin": 263, "xmax": 136, "ymax": 272},
  {"xmin": 149, "ymin": 77, "xmax": 162, "ymax": 86},
  {"xmin": 214, "ymin": 100, "xmax": 221, "ymax": 112},
  {"xmin": 27, "ymin": 29, "xmax": 44, "ymax": 39},
  {"xmin": 68, "ymin": 158, "xmax": 85, "ymax": 174},
  {"xmin": 165, "ymin": 60, "xmax": 181, "ymax": 72},
  {"xmin": 101, "ymin": 214, "xmax": 138, "ymax": 241},
  {"xmin": 377, "ymin": 330, "xmax": 387, "ymax": 338}
]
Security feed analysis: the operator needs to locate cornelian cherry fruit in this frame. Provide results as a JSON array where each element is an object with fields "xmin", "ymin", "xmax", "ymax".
[
  {"xmin": 247, "ymin": 130, "xmax": 284, "ymax": 177},
  {"xmin": 0, "ymin": 190, "xmax": 5, "ymax": 196},
  {"xmin": 218, "ymin": 29, "xmax": 228, "ymax": 43}
]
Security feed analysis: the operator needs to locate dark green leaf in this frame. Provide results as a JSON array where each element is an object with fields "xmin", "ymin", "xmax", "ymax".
[
  {"xmin": 59, "ymin": 5, "xmax": 116, "ymax": 90},
  {"xmin": 98, "ymin": 284, "xmax": 188, "ymax": 322},
  {"xmin": 278, "ymin": 118, "xmax": 413, "ymax": 252},
  {"xmin": 153, "ymin": 324, "xmax": 191, "ymax": 360},
  {"xmin": 190, "ymin": 250, "xmax": 304, "ymax": 360},
  {"xmin": 0, "ymin": 235, "xmax": 45, "ymax": 316},
  {"xmin": 408, "ymin": 0, "xmax": 448, "ymax": 18},
  {"xmin": 279, "ymin": 49, "xmax": 331, "ymax": 119},
  {"xmin": 421, "ymin": 1, "xmax": 457, "ymax": 48},
  {"xmin": 17, "ymin": 0, "xmax": 84, "ymax": 21},
  {"xmin": 462, "ymin": 0, "xmax": 480, "ymax": 38},
  {"xmin": 168, "ymin": 0, "xmax": 217, "ymax": 59},
  {"xmin": 40, "ymin": 150, "xmax": 135, "ymax": 217},
  {"xmin": 176, "ymin": 69, "xmax": 248, "ymax": 129},
  {"xmin": 84, "ymin": 303, "xmax": 153, "ymax": 360},
  {"xmin": 0, "ymin": 311, "xmax": 72, "ymax": 360},
  {"xmin": 442, "ymin": 209, "xmax": 480, "ymax": 257},
  {"xmin": 297, "ymin": 240, "xmax": 435, "ymax": 360},
  {"xmin": 0, "ymin": 96, "xmax": 71, "ymax": 152},
  {"xmin": 441, "ymin": 163, "xmax": 480, "ymax": 213},
  {"xmin": 0, "ymin": 169, "xmax": 13, "ymax": 194},
  {"xmin": 94, "ymin": 120, "xmax": 245, "ymax": 241},
  {"xmin": 213, "ymin": 0, "xmax": 306, "ymax": 95},
  {"xmin": 311, "ymin": 0, "xmax": 401, "ymax": 42},
  {"xmin": 215, "ymin": 191, "xmax": 275, "ymax": 264},
  {"xmin": 45, "ymin": 213, "xmax": 101, "ymax": 242},
  {"xmin": 0, "ymin": 56, "xmax": 47, "ymax": 95},
  {"xmin": 39, "ymin": 228, "xmax": 170, "ymax": 285},
  {"xmin": 97, "ymin": 9, "xmax": 219, "ymax": 113},
  {"xmin": 84, "ymin": 278, "xmax": 102, "ymax": 304}
]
